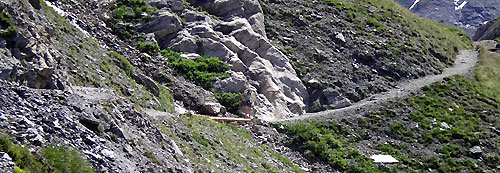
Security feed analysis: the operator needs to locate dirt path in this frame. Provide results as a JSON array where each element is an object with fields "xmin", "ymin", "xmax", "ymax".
[{"xmin": 277, "ymin": 50, "xmax": 478, "ymax": 123}]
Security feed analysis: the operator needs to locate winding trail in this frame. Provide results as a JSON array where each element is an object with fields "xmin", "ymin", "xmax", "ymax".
[{"xmin": 277, "ymin": 50, "xmax": 478, "ymax": 123}]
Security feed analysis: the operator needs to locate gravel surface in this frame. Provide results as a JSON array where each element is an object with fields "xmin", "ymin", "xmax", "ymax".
[{"xmin": 278, "ymin": 50, "xmax": 478, "ymax": 123}]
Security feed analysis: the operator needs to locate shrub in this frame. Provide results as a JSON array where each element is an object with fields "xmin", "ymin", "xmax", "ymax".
[
  {"xmin": 0, "ymin": 135, "xmax": 94, "ymax": 172},
  {"xmin": 43, "ymin": 146, "xmax": 94, "ymax": 173},
  {"xmin": 163, "ymin": 49, "xmax": 230, "ymax": 89},
  {"xmin": 0, "ymin": 11, "xmax": 16, "ymax": 37},
  {"xmin": 139, "ymin": 42, "xmax": 160, "ymax": 55},
  {"xmin": 214, "ymin": 92, "xmax": 244, "ymax": 114},
  {"xmin": 109, "ymin": 0, "xmax": 158, "ymax": 38}
]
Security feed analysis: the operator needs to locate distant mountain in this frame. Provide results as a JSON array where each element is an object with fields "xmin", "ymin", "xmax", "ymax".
[
  {"xmin": 473, "ymin": 17, "xmax": 500, "ymax": 41},
  {"xmin": 396, "ymin": 0, "xmax": 500, "ymax": 36}
]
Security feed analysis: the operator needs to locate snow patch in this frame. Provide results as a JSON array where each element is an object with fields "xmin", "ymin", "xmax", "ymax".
[
  {"xmin": 43, "ymin": 0, "xmax": 89, "ymax": 37},
  {"xmin": 409, "ymin": 0, "xmax": 420, "ymax": 10},
  {"xmin": 454, "ymin": 0, "xmax": 468, "ymax": 10},
  {"xmin": 371, "ymin": 155, "xmax": 399, "ymax": 163}
]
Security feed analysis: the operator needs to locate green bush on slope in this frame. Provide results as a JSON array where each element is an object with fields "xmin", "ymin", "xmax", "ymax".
[
  {"xmin": 162, "ymin": 49, "xmax": 230, "ymax": 89},
  {"xmin": 0, "ymin": 135, "xmax": 94, "ymax": 172}
]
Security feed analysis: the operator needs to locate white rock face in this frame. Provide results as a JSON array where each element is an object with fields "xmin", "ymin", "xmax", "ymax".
[{"xmin": 159, "ymin": 0, "xmax": 308, "ymax": 120}]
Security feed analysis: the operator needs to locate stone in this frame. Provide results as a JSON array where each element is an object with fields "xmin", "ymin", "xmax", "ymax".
[
  {"xmin": 469, "ymin": 146, "xmax": 482, "ymax": 154},
  {"xmin": 213, "ymin": 71, "xmax": 247, "ymax": 93},
  {"xmin": 140, "ymin": 11, "xmax": 182, "ymax": 40},
  {"xmin": 29, "ymin": 0, "xmax": 41, "ymax": 9},
  {"xmin": 109, "ymin": 122, "xmax": 127, "ymax": 139},
  {"xmin": 307, "ymin": 79, "xmax": 321, "ymax": 88},
  {"xmin": 0, "ymin": 152, "xmax": 15, "ymax": 172},
  {"xmin": 335, "ymin": 32, "xmax": 346, "ymax": 43},
  {"xmin": 322, "ymin": 88, "xmax": 351, "ymax": 108},
  {"xmin": 132, "ymin": 74, "xmax": 160, "ymax": 96},
  {"xmin": 199, "ymin": 102, "xmax": 225, "ymax": 116}
]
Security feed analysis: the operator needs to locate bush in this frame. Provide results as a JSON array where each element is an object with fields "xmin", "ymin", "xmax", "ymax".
[
  {"xmin": 139, "ymin": 42, "xmax": 160, "ymax": 55},
  {"xmin": 0, "ymin": 11, "xmax": 16, "ymax": 37},
  {"xmin": 163, "ymin": 49, "xmax": 230, "ymax": 89},
  {"xmin": 214, "ymin": 92, "xmax": 244, "ymax": 114},
  {"xmin": 109, "ymin": 0, "xmax": 158, "ymax": 37},
  {"xmin": 43, "ymin": 146, "xmax": 94, "ymax": 173},
  {"xmin": 0, "ymin": 135, "xmax": 94, "ymax": 172}
]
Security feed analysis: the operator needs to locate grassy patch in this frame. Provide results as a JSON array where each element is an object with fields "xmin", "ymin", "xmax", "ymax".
[
  {"xmin": 475, "ymin": 47, "xmax": 500, "ymax": 102},
  {"xmin": 139, "ymin": 42, "xmax": 160, "ymax": 56},
  {"xmin": 0, "ymin": 135, "xmax": 94, "ymax": 172},
  {"xmin": 109, "ymin": 0, "xmax": 158, "ymax": 38},
  {"xmin": 108, "ymin": 51, "xmax": 134, "ymax": 77},
  {"xmin": 273, "ymin": 122, "xmax": 380, "ymax": 172},
  {"xmin": 157, "ymin": 114, "xmax": 301, "ymax": 172},
  {"xmin": 162, "ymin": 49, "xmax": 230, "ymax": 89},
  {"xmin": 0, "ymin": 11, "xmax": 17, "ymax": 37}
]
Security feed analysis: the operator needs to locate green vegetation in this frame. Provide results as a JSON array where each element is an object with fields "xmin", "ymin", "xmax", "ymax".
[
  {"xmin": 108, "ymin": 51, "xmax": 134, "ymax": 77},
  {"xmin": 323, "ymin": 0, "xmax": 472, "ymax": 61},
  {"xmin": 157, "ymin": 114, "xmax": 302, "ymax": 172},
  {"xmin": 0, "ymin": 10, "xmax": 16, "ymax": 37},
  {"xmin": 273, "ymin": 122, "xmax": 380, "ymax": 172},
  {"xmin": 214, "ymin": 92, "xmax": 244, "ymax": 114},
  {"xmin": 139, "ymin": 42, "xmax": 160, "ymax": 56},
  {"xmin": 275, "ymin": 45, "xmax": 498, "ymax": 172},
  {"xmin": 0, "ymin": 135, "xmax": 94, "ymax": 172},
  {"xmin": 110, "ymin": 0, "xmax": 158, "ymax": 38},
  {"xmin": 43, "ymin": 146, "xmax": 95, "ymax": 173},
  {"xmin": 475, "ymin": 46, "xmax": 500, "ymax": 102},
  {"xmin": 162, "ymin": 49, "xmax": 230, "ymax": 89}
]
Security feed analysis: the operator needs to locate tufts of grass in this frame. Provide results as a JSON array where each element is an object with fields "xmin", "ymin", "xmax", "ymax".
[
  {"xmin": 0, "ymin": 135, "xmax": 94, "ymax": 172},
  {"xmin": 0, "ymin": 11, "xmax": 17, "ymax": 37},
  {"xmin": 108, "ymin": 51, "xmax": 134, "ymax": 77},
  {"xmin": 475, "ymin": 46, "xmax": 500, "ymax": 102},
  {"xmin": 43, "ymin": 146, "xmax": 95, "ymax": 173},
  {"xmin": 138, "ymin": 42, "xmax": 160, "ymax": 56},
  {"xmin": 109, "ymin": 0, "xmax": 158, "ymax": 38}
]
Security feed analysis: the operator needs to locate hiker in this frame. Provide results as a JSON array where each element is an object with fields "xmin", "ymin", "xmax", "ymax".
[{"xmin": 242, "ymin": 90, "xmax": 252, "ymax": 118}]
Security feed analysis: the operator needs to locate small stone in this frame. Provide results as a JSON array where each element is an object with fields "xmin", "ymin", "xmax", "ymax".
[{"xmin": 469, "ymin": 146, "xmax": 482, "ymax": 154}]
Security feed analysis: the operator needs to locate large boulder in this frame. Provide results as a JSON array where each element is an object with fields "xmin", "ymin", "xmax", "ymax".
[{"xmin": 140, "ymin": 11, "xmax": 182, "ymax": 40}]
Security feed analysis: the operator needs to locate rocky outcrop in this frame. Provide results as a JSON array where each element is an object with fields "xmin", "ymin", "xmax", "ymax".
[
  {"xmin": 473, "ymin": 17, "xmax": 500, "ymax": 41},
  {"xmin": 148, "ymin": 0, "xmax": 308, "ymax": 120}
]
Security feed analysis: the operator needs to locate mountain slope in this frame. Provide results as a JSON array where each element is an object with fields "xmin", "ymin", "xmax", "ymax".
[
  {"xmin": 260, "ymin": 0, "xmax": 472, "ymax": 112},
  {"xmin": 473, "ymin": 17, "xmax": 500, "ymax": 41},
  {"xmin": 0, "ymin": 0, "xmax": 487, "ymax": 172},
  {"xmin": 274, "ymin": 46, "xmax": 499, "ymax": 172},
  {"xmin": 396, "ymin": 0, "xmax": 500, "ymax": 36}
]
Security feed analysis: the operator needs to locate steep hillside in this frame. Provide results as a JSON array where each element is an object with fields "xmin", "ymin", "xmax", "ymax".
[
  {"xmin": 260, "ymin": 0, "xmax": 472, "ymax": 112},
  {"xmin": 396, "ymin": 0, "xmax": 500, "ymax": 36},
  {"xmin": 473, "ymin": 17, "xmax": 500, "ymax": 41},
  {"xmin": 0, "ymin": 0, "xmax": 486, "ymax": 172},
  {"xmin": 274, "ymin": 46, "xmax": 499, "ymax": 172}
]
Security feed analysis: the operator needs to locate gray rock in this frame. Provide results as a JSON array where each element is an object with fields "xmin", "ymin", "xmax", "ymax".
[
  {"xmin": 28, "ymin": 0, "xmax": 40, "ymax": 9},
  {"xmin": 213, "ymin": 71, "xmax": 247, "ymax": 93},
  {"xmin": 133, "ymin": 73, "xmax": 160, "ymax": 96},
  {"xmin": 470, "ymin": 146, "xmax": 482, "ymax": 154},
  {"xmin": 322, "ymin": 88, "xmax": 351, "ymax": 108},
  {"xmin": 140, "ymin": 11, "xmax": 182, "ymax": 40},
  {"xmin": 199, "ymin": 102, "xmax": 225, "ymax": 116},
  {"xmin": 0, "ymin": 152, "xmax": 15, "ymax": 172},
  {"xmin": 335, "ymin": 32, "xmax": 346, "ymax": 43}
]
